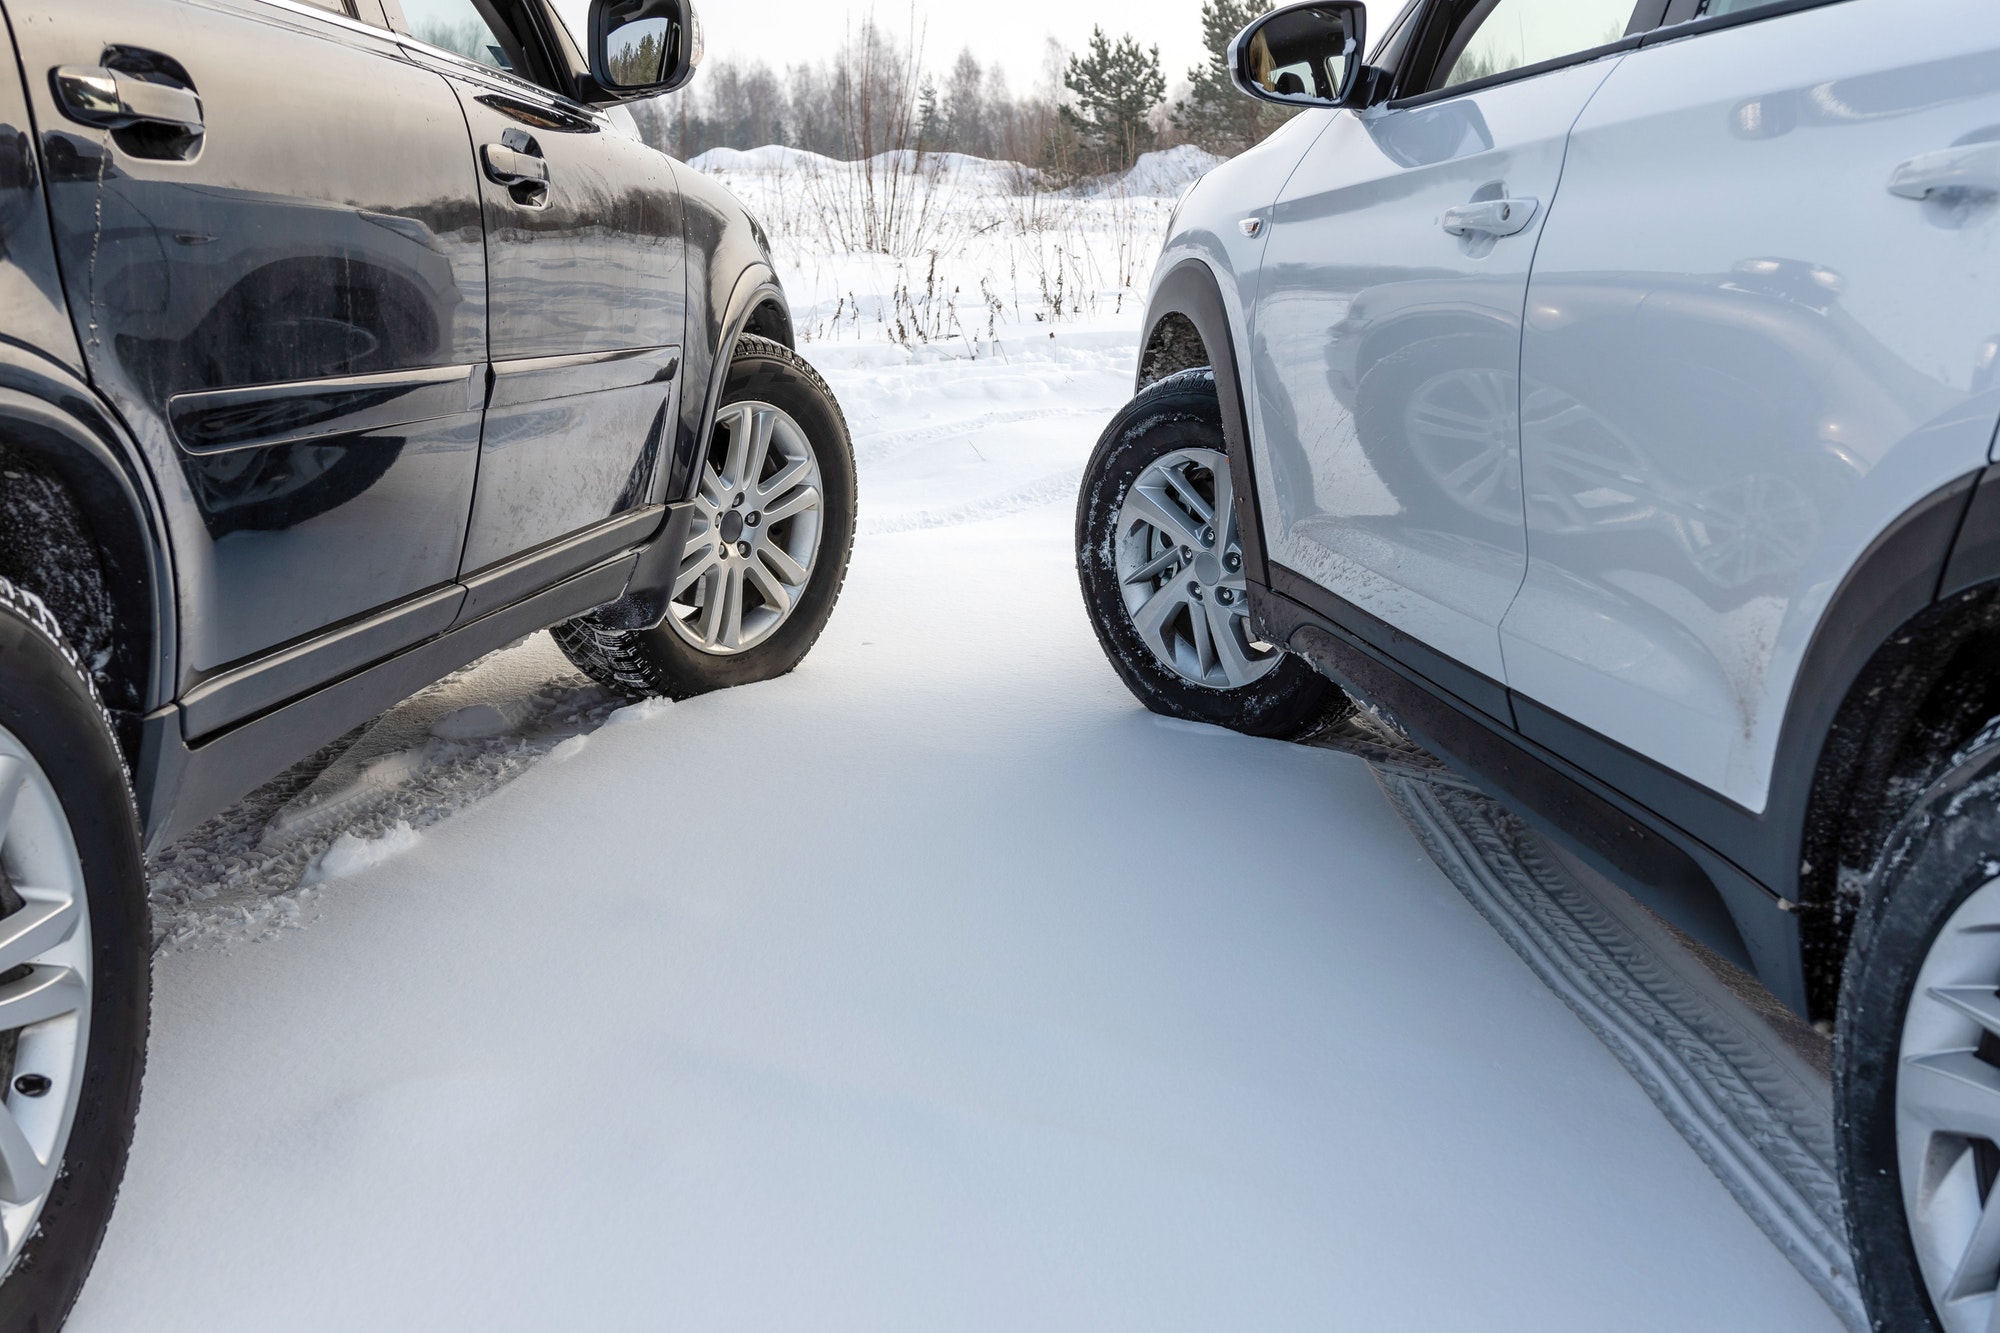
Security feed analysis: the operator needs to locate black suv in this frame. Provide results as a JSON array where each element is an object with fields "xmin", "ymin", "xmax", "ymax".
[{"xmin": 0, "ymin": 0, "xmax": 854, "ymax": 1320}]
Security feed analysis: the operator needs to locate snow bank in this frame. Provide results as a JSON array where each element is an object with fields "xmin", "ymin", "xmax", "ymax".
[{"xmin": 1116, "ymin": 144, "xmax": 1224, "ymax": 197}]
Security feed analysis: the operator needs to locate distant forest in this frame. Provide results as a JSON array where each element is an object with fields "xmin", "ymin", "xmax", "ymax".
[{"xmin": 628, "ymin": 2, "xmax": 1296, "ymax": 178}]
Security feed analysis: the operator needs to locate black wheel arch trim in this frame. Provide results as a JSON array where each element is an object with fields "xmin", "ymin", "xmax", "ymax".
[
  {"xmin": 0, "ymin": 343, "xmax": 176, "ymax": 721},
  {"xmin": 1139, "ymin": 259, "xmax": 1270, "ymax": 587}
]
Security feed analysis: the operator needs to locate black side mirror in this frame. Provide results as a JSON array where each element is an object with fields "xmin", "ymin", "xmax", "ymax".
[
  {"xmin": 588, "ymin": 0, "xmax": 703, "ymax": 97},
  {"xmin": 1229, "ymin": 2, "xmax": 1367, "ymax": 109}
]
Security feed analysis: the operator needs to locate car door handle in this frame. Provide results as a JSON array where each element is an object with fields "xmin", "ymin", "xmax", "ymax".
[
  {"xmin": 481, "ymin": 143, "xmax": 548, "ymax": 187},
  {"xmin": 1887, "ymin": 142, "xmax": 2000, "ymax": 200},
  {"xmin": 1441, "ymin": 197, "xmax": 1538, "ymax": 237},
  {"xmin": 51, "ymin": 65, "xmax": 203, "ymax": 135}
]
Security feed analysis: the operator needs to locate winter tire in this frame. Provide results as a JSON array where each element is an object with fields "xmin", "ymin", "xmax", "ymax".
[
  {"xmin": 1076, "ymin": 368, "xmax": 1339, "ymax": 738},
  {"xmin": 0, "ymin": 579, "xmax": 148, "ymax": 1331},
  {"xmin": 1839, "ymin": 718, "xmax": 2000, "ymax": 1333},
  {"xmin": 556, "ymin": 336, "xmax": 857, "ymax": 699}
]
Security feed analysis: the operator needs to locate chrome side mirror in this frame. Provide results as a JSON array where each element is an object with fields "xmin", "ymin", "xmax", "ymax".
[
  {"xmin": 589, "ymin": 0, "xmax": 703, "ymax": 97},
  {"xmin": 1229, "ymin": 2, "xmax": 1367, "ymax": 109}
]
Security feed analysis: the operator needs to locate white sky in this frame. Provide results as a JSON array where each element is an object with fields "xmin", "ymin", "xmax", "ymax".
[{"xmin": 559, "ymin": 0, "xmax": 1214, "ymax": 91}]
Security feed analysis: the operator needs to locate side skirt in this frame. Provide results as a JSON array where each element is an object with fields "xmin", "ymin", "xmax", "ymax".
[{"xmin": 1253, "ymin": 577, "xmax": 1810, "ymax": 1015}]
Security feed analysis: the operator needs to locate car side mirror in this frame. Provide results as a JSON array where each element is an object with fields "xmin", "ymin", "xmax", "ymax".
[
  {"xmin": 588, "ymin": 0, "xmax": 703, "ymax": 97},
  {"xmin": 1229, "ymin": 2, "xmax": 1368, "ymax": 109}
]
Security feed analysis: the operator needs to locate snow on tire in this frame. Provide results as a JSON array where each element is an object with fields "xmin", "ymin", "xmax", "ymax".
[{"xmin": 1076, "ymin": 368, "xmax": 1338, "ymax": 738}]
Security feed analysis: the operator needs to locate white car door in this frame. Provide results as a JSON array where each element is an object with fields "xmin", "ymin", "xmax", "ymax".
[
  {"xmin": 1501, "ymin": 0, "xmax": 2000, "ymax": 811},
  {"xmin": 1249, "ymin": 0, "xmax": 1645, "ymax": 705}
]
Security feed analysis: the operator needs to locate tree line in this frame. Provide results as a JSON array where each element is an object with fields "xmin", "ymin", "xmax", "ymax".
[{"xmin": 631, "ymin": 1, "xmax": 1296, "ymax": 178}]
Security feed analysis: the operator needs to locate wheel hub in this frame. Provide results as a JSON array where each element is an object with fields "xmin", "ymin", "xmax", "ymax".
[
  {"xmin": 1111, "ymin": 446, "xmax": 1280, "ymax": 691},
  {"xmin": 669, "ymin": 400, "xmax": 826, "ymax": 656}
]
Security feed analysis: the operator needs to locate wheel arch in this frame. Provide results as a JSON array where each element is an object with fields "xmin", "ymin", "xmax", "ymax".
[
  {"xmin": 1792, "ymin": 464, "xmax": 2000, "ymax": 1020},
  {"xmin": 666, "ymin": 265, "xmax": 791, "ymax": 505},
  {"xmin": 0, "ymin": 358, "xmax": 173, "ymax": 751},
  {"xmin": 1138, "ymin": 259, "xmax": 1269, "ymax": 584}
]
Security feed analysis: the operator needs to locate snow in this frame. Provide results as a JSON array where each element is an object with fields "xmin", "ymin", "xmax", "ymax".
[{"xmin": 75, "ymin": 152, "xmax": 1838, "ymax": 1329}]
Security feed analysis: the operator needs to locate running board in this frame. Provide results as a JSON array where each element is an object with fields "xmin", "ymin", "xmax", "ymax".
[{"xmin": 1303, "ymin": 721, "xmax": 1866, "ymax": 1330}]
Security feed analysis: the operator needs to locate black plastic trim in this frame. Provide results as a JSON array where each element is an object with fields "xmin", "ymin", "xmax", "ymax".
[
  {"xmin": 1943, "ymin": 464, "xmax": 2000, "ymax": 601},
  {"xmin": 179, "ymin": 584, "xmax": 464, "ymax": 738},
  {"xmin": 487, "ymin": 346, "xmax": 679, "ymax": 409},
  {"xmin": 456, "ymin": 503, "xmax": 665, "ymax": 624},
  {"xmin": 167, "ymin": 363, "xmax": 481, "ymax": 454},
  {"xmin": 1140, "ymin": 260, "xmax": 1267, "ymax": 585},
  {"xmin": 1387, "ymin": 34, "xmax": 1640, "ymax": 111},
  {"xmin": 1269, "ymin": 562, "xmax": 1513, "ymax": 725},
  {"xmin": 138, "ymin": 549, "xmax": 637, "ymax": 851},
  {"xmin": 1651, "ymin": 0, "xmax": 1853, "ymax": 45}
]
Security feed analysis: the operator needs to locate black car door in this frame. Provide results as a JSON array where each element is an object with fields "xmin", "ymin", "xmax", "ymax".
[
  {"xmin": 385, "ymin": 0, "xmax": 687, "ymax": 614},
  {"xmin": 11, "ymin": 0, "xmax": 488, "ymax": 736}
]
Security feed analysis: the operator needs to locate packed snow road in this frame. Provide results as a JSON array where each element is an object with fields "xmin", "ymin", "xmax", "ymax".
[{"xmin": 70, "ymin": 339, "xmax": 1836, "ymax": 1330}]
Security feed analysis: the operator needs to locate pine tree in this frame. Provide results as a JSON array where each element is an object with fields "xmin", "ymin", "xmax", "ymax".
[
  {"xmin": 1061, "ymin": 28, "xmax": 1166, "ymax": 174},
  {"xmin": 1171, "ymin": 0, "xmax": 1294, "ymax": 156},
  {"xmin": 916, "ymin": 75, "xmax": 943, "ymax": 151}
]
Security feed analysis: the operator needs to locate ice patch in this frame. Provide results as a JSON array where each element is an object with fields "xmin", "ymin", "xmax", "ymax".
[{"xmin": 430, "ymin": 701, "xmax": 531, "ymax": 741}]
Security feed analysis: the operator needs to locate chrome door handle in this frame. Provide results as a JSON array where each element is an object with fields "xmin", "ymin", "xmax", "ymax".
[
  {"xmin": 1441, "ymin": 197, "xmax": 1538, "ymax": 237},
  {"xmin": 1887, "ymin": 142, "xmax": 2000, "ymax": 199},
  {"xmin": 481, "ymin": 143, "xmax": 548, "ymax": 187},
  {"xmin": 52, "ymin": 65, "xmax": 203, "ymax": 134}
]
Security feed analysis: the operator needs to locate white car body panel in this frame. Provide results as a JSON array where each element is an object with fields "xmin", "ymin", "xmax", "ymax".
[
  {"xmin": 1246, "ymin": 59, "xmax": 1622, "ymax": 684},
  {"xmin": 1499, "ymin": 0, "xmax": 2000, "ymax": 811}
]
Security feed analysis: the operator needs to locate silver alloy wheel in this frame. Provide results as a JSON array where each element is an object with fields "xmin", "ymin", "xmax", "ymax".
[
  {"xmin": 1897, "ymin": 875, "xmax": 2000, "ymax": 1333},
  {"xmin": 1114, "ymin": 446, "xmax": 1279, "ymax": 690},
  {"xmin": 669, "ymin": 399, "xmax": 825, "ymax": 656},
  {"xmin": 0, "ymin": 727, "xmax": 91, "ymax": 1278}
]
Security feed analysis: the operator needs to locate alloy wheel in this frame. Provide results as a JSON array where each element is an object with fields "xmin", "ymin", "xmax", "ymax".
[
  {"xmin": 1113, "ymin": 447, "xmax": 1278, "ymax": 690},
  {"xmin": 669, "ymin": 400, "xmax": 826, "ymax": 656},
  {"xmin": 1897, "ymin": 875, "xmax": 2000, "ymax": 1332},
  {"xmin": 0, "ymin": 726, "xmax": 91, "ymax": 1278}
]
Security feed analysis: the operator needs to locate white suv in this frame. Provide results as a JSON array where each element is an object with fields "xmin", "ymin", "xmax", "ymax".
[{"xmin": 1075, "ymin": 1, "xmax": 2000, "ymax": 1327}]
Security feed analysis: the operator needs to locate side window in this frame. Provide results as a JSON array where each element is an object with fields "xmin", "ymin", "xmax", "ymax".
[
  {"xmin": 396, "ymin": 0, "xmax": 522, "ymax": 72},
  {"xmin": 1435, "ymin": 0, "xmax": 1641, "ymax": 90}
]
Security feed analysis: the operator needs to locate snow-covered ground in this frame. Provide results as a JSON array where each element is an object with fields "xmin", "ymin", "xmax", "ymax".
[
  {"xmin": 69, "ymin": 152, "xmax": 1841, "ymax": 1328},
  {"xmin": 68, "ymin": 332, "xmax": 1837, "ymax": 1329}
]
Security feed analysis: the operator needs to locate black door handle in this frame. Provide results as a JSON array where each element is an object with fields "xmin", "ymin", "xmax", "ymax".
[{"xmin": 52, "ymin": 64, "xmax": 203, "ymax": 159}]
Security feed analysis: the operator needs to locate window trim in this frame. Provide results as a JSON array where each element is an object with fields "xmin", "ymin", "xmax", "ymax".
[
  {"xmin": 1385, "ymin": 0, "xmax": 1661, "ymax": 110},
  {"xmin": 1644, "ymin": 0, "xmax": 1856, "ymax": 49}
]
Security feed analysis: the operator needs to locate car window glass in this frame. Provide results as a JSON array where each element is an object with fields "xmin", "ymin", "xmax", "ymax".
[
  {"xmin": 1700, "ymin": 0, "xmax": 1782, "ymax": 13},
  {"xmin": 400, "ymin": 0, "xmax": 515, "ymax": 70},
  {"xmin": 290, "ymin": 0, "xmax": 355, "ymax": 14},
  {"xmin": 1437, "ymin": 0, "xmax": 1636, "ymax": 89}
]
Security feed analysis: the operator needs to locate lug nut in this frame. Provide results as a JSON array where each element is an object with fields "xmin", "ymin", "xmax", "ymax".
[
  {"xmin": 1218, "ymin": 587, "xmax": 1235, "ymax": 605},
  {"xmin": 737, "ymin": 541, "xmax": 752, "ymax": 558},
  {"xmin": 1189, "ymin": 583, "xmax": 1204, "ymax": 600},
  {"xmin": 745, "ymin": 511, "xmax": 762, "ymax": 527},
  {"xmin": 1201, "ymin": 526, "xmax": 1215, "ymax": 546},
  {"xmin": 732, "ymin": 493, "xmax": 746, "ymax": 508},
  {"xmin": 13, "ymin": 1074, "xmax": 49, "ymax": 1098},
  {"xmin": 1225, "ymin": 552, "xmax": 1241, "ymax": 571},
  {"xmin": 1181, "ymin": 546, "xmax": 1193, "ymax": 562}
]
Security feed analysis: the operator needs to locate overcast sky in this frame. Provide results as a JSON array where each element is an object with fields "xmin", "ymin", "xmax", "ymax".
[{"xmin": 684, "ymin": 1, "xmax": 1211, "ymax": 91}]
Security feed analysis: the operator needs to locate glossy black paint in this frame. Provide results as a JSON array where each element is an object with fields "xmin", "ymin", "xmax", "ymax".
[
  {"xmin": 15, "ymin": 0, "xmax": 489, "ymax": 687},
  {"xmin": 0, "ymin": 0, "xmax": 787, "ymax": 846},
  {"xmin": 403, "ymin": 54, "xmax": 687, "ymax": 570}
]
